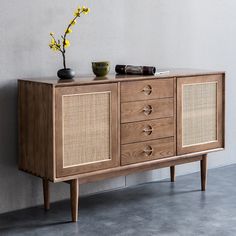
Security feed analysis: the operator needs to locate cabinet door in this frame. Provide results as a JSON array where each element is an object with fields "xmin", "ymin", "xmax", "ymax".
[
  {"xmin": 177, "ymin": 74, "xmax": 224, "ymax": 155},
  {"xmin": 55, "ymin": 83, "xmax": 119, "ymax": 177}
]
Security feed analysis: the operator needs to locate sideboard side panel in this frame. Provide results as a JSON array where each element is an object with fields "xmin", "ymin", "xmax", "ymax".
[{"xmin": 18, "ymin": 81, "xmax": 54, "ymax": 180}]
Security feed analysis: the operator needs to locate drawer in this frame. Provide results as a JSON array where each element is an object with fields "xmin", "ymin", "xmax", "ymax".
[
  {"xmin": 121, "ymin": 78, "xmax": 174, "ymax": 102},
  {"xmin": 121, "ymin": 118, "xmax": 174, "ymax": 144},
  {"xmin": 121, "ymin": 98, "xmax": 174, "ymax": 123},
  {"xmin": 121, "ymin": 137, "xmax": 175, "ymax": 165}
]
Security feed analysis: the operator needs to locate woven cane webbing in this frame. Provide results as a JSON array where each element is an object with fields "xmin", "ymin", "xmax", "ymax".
[
  {"xmin": 182, "ymin": 82, "xmax": 217, "ymax": 147},
  {"xmin": 62, "ymin": 92, "xmax": 111, "ymax": 167}
]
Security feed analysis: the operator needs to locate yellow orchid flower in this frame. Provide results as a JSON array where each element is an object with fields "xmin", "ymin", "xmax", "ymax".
[
  {"xmin": 70, "ymin": 19, "xmax": 77, "ymax": 26},
  {"xmin": 82, "ymin": 7, "xmax": 90, "ymax": 15},
  {"xmin": 49, "ymin": 36, "xmax": 61, "ymax": 52},
  {"xmin": 64, "ymin": 39, "xmax": 70, "ymax": 48},
  {"xmin": 74, "ymin": 9, "xmax": 80, "ymax": 17},
  {"xmin": 50, "ymin": 38, "xmax": 56, "ymax": 44},
  {"xmin": 65, "ymin": 28, "xmax": 72, "ymax": 34},
  {"xmin": 52, "ymin": 46, "xmax": 59, "ymax": 51},
  {"xmin": 49, "ymin": 43, "xmax": 58, "ymax": 51}
]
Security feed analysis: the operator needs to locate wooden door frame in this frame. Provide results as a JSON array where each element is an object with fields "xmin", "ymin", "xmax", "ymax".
[
  {"xmin": 177, "ymin": 74, "xmax": 225, "ymax": 155},
  {"xmin": 55, "ymin": 83, "xmax": 119, "ymax": 177}
]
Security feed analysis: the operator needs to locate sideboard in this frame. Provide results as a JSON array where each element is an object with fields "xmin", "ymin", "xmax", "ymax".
[{"xmin": 18, "ymin": 69, "xmax": 225, "ymax": 222}]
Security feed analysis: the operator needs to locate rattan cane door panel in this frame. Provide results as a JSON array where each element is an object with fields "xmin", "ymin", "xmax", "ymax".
[
  {"xmin": 55, "ymin": 84, "xmax": 119, "ymax": 177},
  {"xmin": 177, "ymin": 75, "xmax": 224, "ymax": 155},
  {"xmin": 182, "ymin": 83, "xmax": 217, "ymax": 146},
  {"xmin": 63, "ymin": 92, "xmax": 110, "ymax": 167}
]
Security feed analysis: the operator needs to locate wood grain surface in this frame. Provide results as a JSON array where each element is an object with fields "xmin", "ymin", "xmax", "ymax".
[
  {"xmin": 121, "ymin": 98, "xmax": 174, "ymax": 123},
  {"xmin": 18, "ymin": 81, "xmax": 54, "ymax": 180},
  {"xmin": 121, "ymin": 118, "xmax": 174, "ymax": 144},
  {"xmin": 121, "ymin": 78, "xmax": 174, "ymax": 102},
  {"xmin": 121, "ymin": 137, "xmax": 174, "ymax": 165}
]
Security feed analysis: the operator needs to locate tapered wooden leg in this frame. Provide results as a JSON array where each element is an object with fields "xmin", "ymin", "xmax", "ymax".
[
  {"xmin": 42, "ymin": 179, "xmax": 50, "ymax": 210},
  {"xmin": 201, "ymin": 154, "xmax": 208, "ymax": 191},
  {"xmin": 70, "ymin": 179, "xmax": 79, "ymax": 222},
  {"xmin": 170, "ymin": 166, "xmax": 176, "ymax": 182}
]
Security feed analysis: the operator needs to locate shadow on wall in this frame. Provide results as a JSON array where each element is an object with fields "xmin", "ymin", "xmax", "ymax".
[{"xmin": 0, "ymin": 79, "xmax": 18, "ymax": 169}]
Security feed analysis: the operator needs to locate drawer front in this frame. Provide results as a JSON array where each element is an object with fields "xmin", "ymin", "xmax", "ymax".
[
  {"xmin": 121, "ymin": 98, "xmax": 174, "ymax": 123},
  {"xmin": 121, "ymin": 78, "xmax": 174, "ymax": 102},
  {"xmin": 121, "ymin": 118, "xmax": 174, "ymax": 144},
  {"xmin": 121, "ymin": 137, "xmax": 175, "ymax": 165}
]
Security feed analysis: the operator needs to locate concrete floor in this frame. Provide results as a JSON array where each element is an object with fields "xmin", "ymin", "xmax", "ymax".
[{"xmin": 0, "ymin": 164, "xmax": 236, "ymax": 236}]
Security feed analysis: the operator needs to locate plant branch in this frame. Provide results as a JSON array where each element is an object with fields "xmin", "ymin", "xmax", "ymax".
[
  {"xmin": 49, "ymin": 7, "xmax": 88, "ymax": 69},
  {"xmin": 61, "ymin": 11, "xmax": 82, "ymax": 69}
]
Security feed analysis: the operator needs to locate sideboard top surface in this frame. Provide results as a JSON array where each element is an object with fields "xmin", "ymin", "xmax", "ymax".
[{"xmin": 18, "ymin": 68, "xmax": 225, "ymax": 87}]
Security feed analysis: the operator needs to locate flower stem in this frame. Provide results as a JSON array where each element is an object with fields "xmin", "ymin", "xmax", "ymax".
[{"xmin": 62, "ymin": 52, "xmax": 66, "ymax": 69}]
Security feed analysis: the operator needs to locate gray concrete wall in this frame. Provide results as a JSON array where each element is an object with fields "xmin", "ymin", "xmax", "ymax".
[{"xmin": 0, "ymin": 0, "xmax": 235, "ymax": 213}]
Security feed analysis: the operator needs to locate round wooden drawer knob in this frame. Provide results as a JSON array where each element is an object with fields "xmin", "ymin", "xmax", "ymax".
[
  {"xmin": 143, "ymin": 105, "xmax": 153, "ymax": 116},
  {"xmin": 143, "ymin": 145, "xmax": 153, "ymax": 156},
  {"xmin": 143, "ymin": 125, "xmax": 154, "ymax": 135},
  {"xmin": 142, "ymin": 85, "xmax": 152, "ymax": 95}
]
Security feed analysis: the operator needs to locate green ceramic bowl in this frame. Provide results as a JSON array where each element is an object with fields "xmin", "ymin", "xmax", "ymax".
[{"xmin": 92, "ymin": 61, "xmax": 110, "ymax": 77}]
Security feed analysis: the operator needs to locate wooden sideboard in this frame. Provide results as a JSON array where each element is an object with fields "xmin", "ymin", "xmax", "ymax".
[{"xmin": 18, "ymin": 69, "xmax": 225, "ymax": 222}]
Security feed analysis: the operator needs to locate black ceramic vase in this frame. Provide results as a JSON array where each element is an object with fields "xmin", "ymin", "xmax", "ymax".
[{"xmin": 57, "ymin": 68, "xmax": 75, "ymax": 80}]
